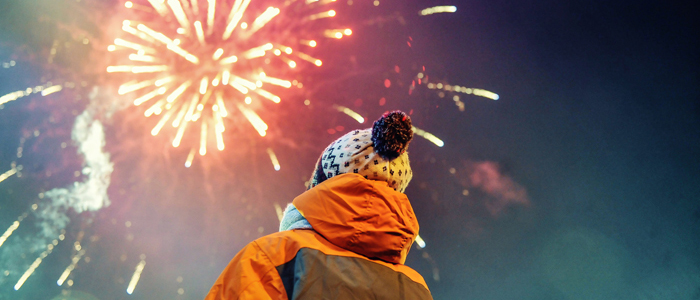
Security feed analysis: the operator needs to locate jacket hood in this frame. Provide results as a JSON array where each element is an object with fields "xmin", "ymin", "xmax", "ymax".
[{"xmin": 293, "ymin": 173, "xmax": 419, "ymax": 264}]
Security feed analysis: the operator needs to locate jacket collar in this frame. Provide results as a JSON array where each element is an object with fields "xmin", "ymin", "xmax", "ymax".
[{"xmin": 293, "ymin": 173, "xmax": 419, "ymax": 264}]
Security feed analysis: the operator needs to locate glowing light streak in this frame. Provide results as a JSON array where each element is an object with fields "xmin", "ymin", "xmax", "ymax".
[
  {"xmin": 308, "ymin": 10, "xmax": 335, "ymax": 20},
  {"xmin": 167, "ymin": 81, "xmax": 192, "ymax": 103},
  {"xmin": 278, "ymin": 56, "xmax": 297, "ymax": 68},
  {"xmin": 267, "ymin": 148, "xmax": 281, "ymax": 171},
  {"xmin": 134, "ymin": 87, "xmax": 167, "ymax": 106},
  {"xmin": 207, "ymin": 0, "xmax": 217, "ymax": 35},
  {"xmin": 219, "ymin": 55, "xmax": 238, "ymax": 65},
  {"xmin": 185, "ymin": 148, "xmax": 196, "ymax": 167},
  {"xmin": 237, "ymin": 104, "xmax": 268, "ymax": 136},
  {"xmin": 420, "ymin": 5, "xmax": 457, "ymax": 16},
  {"xmin": 0, "ymin": 221, "xmax": 20, "ymax": 248},
  {"xmin": 248, "ymin": 7, "xmax": 280, "ymax": 35},
  {"xmin": 220, "ymin": 71, "xmax": 231, "ymax": 85},
  {"xmin": 0, "ymin": 91, "xmax": 24, "ymax": 105},
  {"xmin": 107, "ymin": 65, "xmax": 133, "ymax": 73},
  {"xmin": 184, "ymin": 94, "xmax": 199, "ymax": 121},
  {"xmin": 190, "ymin": 0, "xmax": 199, "ymax": 15},
  {"xmin": 199, "ymin": 122, "xmax": 208, "ymax": 155},
  {"xmin": 0, "ymin": 167, "xmax": 18, "ymax": 184},
  {"xmin": 223, "ymin": 0, "xmax": 252, "ymax": 40},
  {"xmin": 147, "ymin": 0, "xmax": 169, "ymax": 16},
  {"xmin": 472, "ymin": 88, "xmax": 500, "ymax": 100},
  {"xmin": 324, "ymin": 29, "xmax": 347, "ymax": 39},
  {"xmin": 114, "ymin": 38, "xmax": 156, "ymax": 54},
  {"xmin": 274, "ymin": 203, "xmax": 284, "ymax": 221},
  {"xmin": 296, "ymin": 51, "xmax": 322, "ymax": 66},
  {"xmin": 57, "ymin": 249, "xmax": 86, "ymax": 286},
  {"xmin": 119, "ymin": 79, "xmax": 157, "ymax": 95},
  {"xmin": 233, "ymin": 77, "xmax": 257, "ymax": 90},
  {"xmin": 151, "ymin": 105, "xmax": 178, "ymax": 136},
  {"xmin": 145, "ymin": 99, "xmax": 167, "ymax": 117},
  {"xmin": 415, "ymin": 235, "xmax": 426, "ymax": 248},
  {"xmin": 167, "ymin": 0, "xmax": 192, "ymax": 32},
  {"xmin": 136, "ymin": 24, "xmax": 173, "ymax": 45},
  {"xmin": 129, "ymin": 54, "xmax": 156, "ymax": 62},
  {"xmin": 137, "ymin": 24, "xmax": 200, "ymax": 64},
  {"xmin": 155, "ymin": 76, "xmax": 175, "ymax": 86},
  {"xmin": 243, "ymin": 43, "xmax": 273, "ymax": 59},
  {"xmin": 412, "ymin": 126, "xmax": 444, "ymax": 147},
  {"xmin": 212, "ymin": 48, "xmax": 224, "ymax": 60},
  {"xmin": 214, "ymin": 118, "xmax": 225, "ymax": 151},
  {"xmin": 40, "ymin": 85, "xmax": 63, "ymax": 96},
  {"xmin": 172, "ymin": 98, "xmax": 191, "ymax": 127},
  {"xmin": 334, "ymin": 105, "xmax": 365, "ymax": 123},
  {"xmin": 229, "ymin": 82, "xmax": 249, "ymax": 94},
  {"xmin": 215, "ymin": 93, "xmax": 228, "ymax": 117},
  {"xmin": 172, "ymin": 112, "xmax": 190, "ymax": 147},
  {"xmin": 300, "ymin": 39, "xmax": 317, "ymax": 47},
  {"xmin": 199, "ymin": 77, "xmax": 209, "ymax": 95},
  {"xmin": 126, "ymin": 259, "xmax": 146, "ymax": 295},
  {"xmin": 254, "ymin": 89, "xmax": 281, "ymax": 103},
  {"xmin": 194, "ymin": 21, "xmax": 206, "ymax": 44},
  {"xmin": 259, "ymin": 73, "xmax": 292, "ymax": 88},
  {"xmin": 15, "ymin": 240, "xmax": 60, "ymax": 290}
]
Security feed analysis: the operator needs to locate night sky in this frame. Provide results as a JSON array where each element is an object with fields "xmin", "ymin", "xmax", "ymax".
[{"xmin": 0, "ymin": 0, "xmax": 698, "ymax": 300}]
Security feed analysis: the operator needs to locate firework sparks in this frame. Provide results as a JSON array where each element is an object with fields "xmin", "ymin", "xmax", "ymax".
[
  {"xmin": 412, "ymin": 125, "xmax": 444, "ymax": 147},
  {"xmin": 0, "ymin": 166, "xmax": 19, "ymax": 184},
  {"xmin": 110, "ymin": 0, "xmax": 349, "ymax": 166},
  {"xmin": 126, "ymin": 256, "xmax": 147, "ymax": 295},
  {"xmin": 0, "ymin": 213, "xmax": 27, "ymax": 249},
  {"xmin": 415, "ymin": 234, "xmax": 426, "ymax": 248},
  {"xmin": 419, "ymin": 6, "xmax": 457, "ymax": 16},
  {"xmin": 14, "ymin": 234, "xmax": 65, "ymax": 291},
  {"xmin": 57, "ymin": 244, "xmax": 86, "ymax": 286},
  {"xmin": 334, "ymin": 105, "xmax": 365, "ymax": 123},
  {"xmin": 0, "ymin": 84, "xmax": 64, "ymax": 106},
  {"xmin": 412, "ymin": 72, "xmax": 499, "ymax": 111},
  {"xmin": 266, "ymin": 148, "xmax": 281, "ymax": 171}
]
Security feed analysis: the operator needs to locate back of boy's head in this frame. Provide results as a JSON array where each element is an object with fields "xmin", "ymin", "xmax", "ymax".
[{"xmin": 308, "ymin": 111, "xmax": 414, "ymax": 193}]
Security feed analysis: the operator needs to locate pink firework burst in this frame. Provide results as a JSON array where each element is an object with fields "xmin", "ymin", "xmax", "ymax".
[{"xmin": 106, "ymin": 0, "xmax": 351, "ymax": 166}]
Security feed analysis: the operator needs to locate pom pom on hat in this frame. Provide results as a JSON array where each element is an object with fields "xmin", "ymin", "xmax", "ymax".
[
  {"xmin": 307, "ymin": 110, "xmax": 414, "ymax": 193},
  {"xmin": 372, "ymin": 111, "xmax": 413, "ymax": 160}
]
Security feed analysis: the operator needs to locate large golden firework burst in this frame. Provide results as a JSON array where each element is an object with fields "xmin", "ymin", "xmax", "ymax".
[{"xmin": 107, "ymin": 0, "xmax": 350, "ymax": 166}]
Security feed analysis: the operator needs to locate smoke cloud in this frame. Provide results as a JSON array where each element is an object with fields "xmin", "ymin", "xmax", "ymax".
[
  {"xmin": 0, "ymin": 90, "xmax": 115, "ymax": 286},
  {"xmin": 464, "ymin": 161, "xmax": 529, "ymax": 216}
]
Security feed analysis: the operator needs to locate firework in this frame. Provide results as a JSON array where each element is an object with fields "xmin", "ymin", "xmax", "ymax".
[
  {"xmin": 14, "ymin": 232, "xmax": 65, "ymax": 291},
  {"xmin": 126, "ymin": 255, "xmax": 147, "ymax": 295},
  {"xmin": 411, "ymin": 72, "xmax": 499, "ymax": 112},
  {"xmin": 419, "ymin": 6, "xmax": 457, "ymax": 16},
  {"xmin": 108, "ymin": 0, "xmax": 351, "ymax": 165},
  {"xmin": 0, "ymin": 83, "xmax": 64, "ymax": 106},
  {"xmin": 57, "ymin": 243, "xmax": 86, "ymax": 287}
]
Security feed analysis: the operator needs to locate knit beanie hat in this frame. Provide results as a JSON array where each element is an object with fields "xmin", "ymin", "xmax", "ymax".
[{"xmin": 308, "ymin": 111, "xmax": 414, "ymax": 193}]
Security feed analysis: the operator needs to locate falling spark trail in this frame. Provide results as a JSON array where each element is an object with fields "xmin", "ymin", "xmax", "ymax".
[
  {"xmin": 57, "ymin": 249, "xmax": 86, "ymax": 286},
  {"xmin": 0, "ymin": 84, "xmax": 64, "ymax": 105},
  {"xmin": 267, "ymin": 148, "xmax": 281, "ymax": 171},
  {"xmin": 420, "ymin": 6, "xmax": 457, "ymax": 16},
  {"xmin": 0, "ymin": 167, "xmax": 17, "ymax": 183},
  {"xmin": 412, "ymin": 126, "xmax": 444, "ymax": 147},
  {"xmin": 0, "ymin": 221, "xmax": 20, "ymax": 248},
  {"xmin": 126, "ymin": 259, "xmax": 146, "ymax": 294},
  {"xmin": 334, "ymin": 105, "xmax": 365, "ymax": 123},
  {"xmin": 14, "ymin": 239, "xmax": 61, "ymax": 290},
  {"xmin": 415, "ymin": 234, "xmax": 426, "ymax": 248}
]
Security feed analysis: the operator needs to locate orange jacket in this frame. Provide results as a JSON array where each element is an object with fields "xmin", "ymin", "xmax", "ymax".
[{"xmin": 204, "ymin": 173, "xmax": 432, "ymax": 300}]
